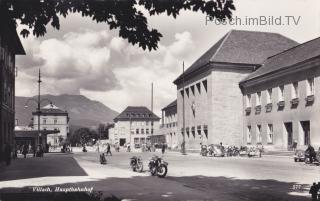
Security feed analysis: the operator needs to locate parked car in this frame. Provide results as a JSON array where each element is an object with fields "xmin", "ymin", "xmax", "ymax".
[
  {"xmin": 210, "ymin": 144, "xmax": 225, "ymax": 157},
  {"xmin": 293, "ymin": 149, "xmax": 305, "ymax": 162}
]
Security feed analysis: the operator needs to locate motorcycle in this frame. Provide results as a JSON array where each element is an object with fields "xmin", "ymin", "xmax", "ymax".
[
  {"xmin": 130, "ymin": 156, "xmax": 143, "ymax": 172},
  {"xmin": 100, "ymin": 153, "xmax": 107, "ymax": 165},
  {"xmin": 304, "ymin": 151, "xmax": 320, "ymax": 165},
  {"xmin": 148, "ymin": 155, "xmax": 168, "ymax": 178},
  {"xmin": 200, "ymin": 145, "xmax": 208, "ymax": 156}
]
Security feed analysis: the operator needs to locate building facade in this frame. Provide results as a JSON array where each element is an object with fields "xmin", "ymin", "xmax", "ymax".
[
  {"xmin": 159, "ymin": 100, "xmax": 178, "ymax": 149},
  {"xmin": 240, "ymin": 37, "xmax": 320, "ymax": 151},
  {"xmin": 109, "ymin": 106, "xmax": 160, "ymax": 148},
  {"xmin": 32, "ymin": 103, "xmax": 69, "ymax": 147},
  {"xmin": 0, "ymin": 11, "xmax": 25, "ymax": 161},
  {"xmin": 173, "ymin": 30, "xmax": 298, "ymax": 150}
]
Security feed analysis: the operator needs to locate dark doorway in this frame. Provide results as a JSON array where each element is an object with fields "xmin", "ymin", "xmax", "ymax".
[
  {"xmin": 284, "ymin": 122, "xmax": 293, "ymax": 150},
  {"xmin": 119, "ymin": 138, "xmax": 126, "ymax": 146},
  {"xmin": 300, "ymin": 121, "xmax": 310, "ymax": 145}
]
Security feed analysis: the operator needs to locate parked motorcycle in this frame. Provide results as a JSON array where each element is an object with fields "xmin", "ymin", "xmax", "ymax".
[
  {"xmin": 130, "ymin": 156, "xmax": 143, "ymax": 172},
  {"xmin": 148, "ymin": 155, "xmax": 168, "ymax": 178},
  {"xmin": 200, "ymin": 145, "xmax": 208, "ymax": 156}
]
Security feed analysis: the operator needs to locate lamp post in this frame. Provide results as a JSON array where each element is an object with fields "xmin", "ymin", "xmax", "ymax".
[{"xmin": 24, "ymin": 68, "xmax": 51, "ymax": 149}]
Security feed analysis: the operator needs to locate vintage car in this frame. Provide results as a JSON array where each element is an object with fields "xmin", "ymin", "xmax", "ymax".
[
  {"xmin": 247, "ymin": 147, "xmax": 261, "ymax": 158},
  {"xmin": 293, "ymin": 149, "xmax": 305, "ymax": 162},
  {"xmin": 209, "ymin": 144, "xmax": 225, "ymax": 157}
]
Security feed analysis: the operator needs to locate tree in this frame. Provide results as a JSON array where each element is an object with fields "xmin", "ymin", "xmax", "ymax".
[
  {"xmin": 1, "ymin": 0, "xmax": 235, "ymax": 51},
  {"xmin": 68, "ymin": 127, "xmax": 99, "ymax": 146}
]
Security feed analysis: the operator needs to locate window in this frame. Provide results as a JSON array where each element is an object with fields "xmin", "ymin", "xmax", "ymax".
[
  {"xmin": 278, "ymin": 86, "xmax": 284, "ymax": 101},
  {"xmin": 256, "ymin": 92, "xmax": 261, "ymax": 106},
  {"xmin": 146, "ymin": 128, "xmax": 149, "ymax": 134},
  {"xmin": 267, "ymin": 88, "xmax": 272, "ymax": 104},
  {"xmin": 245, "ymin": 94, "xmax": 251, "ymax": 108},
  {"xmin": 134, "ymin": 138, "xmax": 139, "ymax": 144},
  {"xmin": 267, "ymin": 124, "xmax": 273, "ymax": 144},
  {"xmin": 180, "ymin": 90, "xmax": 184, "ymax": 98},
  {"xmin": 141, "ymin": 129, "xmax": 144, "ymax": 134},
  {"xmin": 43, "ymin": 119, "xmax": 47, "ymax": 125},
  {"xmin": 292, "ymin": 82, "xmax": 299, "ymax": 99},
  {"xmin": 247, "ymin": 126, "xmax": 252, "ymax": 144},
  {"xmin": 196, "ymin": 83, "xmax": 201, "ymax": 94},
  {"xmin": 307, "ymin": 78, "xmax": 315, "ymax": 96},
  {"xmin": 256, "ymin": 125, "xmax": 262, "ymax": 143},
  {"xmin": 190, "ymin": 85, "xmax": 195, "ymax": 95},
  {"xmin": 54, "ymin": 119, "xmax": 58, "ymax": 124},
  {"xmin": 146, "ymin": 121, "xmax": 149, "ymax": 126},
  {"xmin": 136, "ymin": 129, "xmax": 139, "ymax": 134},
  {"xmin": 202, "ymin": 80, "xmax": 207, "ymax": 92},
  {"xmin": 151, "ymin": 129, "xmax": 154, "ymax": 134},
  {"xmin": 185, "ymin": 88, "xmax": 189, "ymax": 97}
]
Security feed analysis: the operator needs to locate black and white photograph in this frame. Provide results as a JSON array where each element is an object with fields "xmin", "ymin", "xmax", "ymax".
[{"xmin": 0, "ymin": 0, "xmax": 320, "ymax": 200}]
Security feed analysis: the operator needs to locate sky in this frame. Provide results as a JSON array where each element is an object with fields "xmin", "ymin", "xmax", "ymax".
[{"xmin": 15, "ymin": 0, "xmax": 320, "ymax": 116}]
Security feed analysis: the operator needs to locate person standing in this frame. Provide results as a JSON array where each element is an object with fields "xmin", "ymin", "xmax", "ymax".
[
  {"xmin": 161, "ymin": 143, "xmax": 166, "ymax": 155},
  {"xmin": 309, "ymin": 182, "xmax": 318, "ymax": 201},
  {"xmin": 4, "ymin": 143, "xmax": 12, "ymax": 166},
  {"xmin": 22, "ymin": 144, "xmax": 28, "ymax": 158},
  {"xmin": 106, "ymin": 143, "xmax": 112, "ymax": 156}
]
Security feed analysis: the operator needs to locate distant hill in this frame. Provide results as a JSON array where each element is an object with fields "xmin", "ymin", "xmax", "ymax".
[{"xmin": 15, "ymin": 94, "xmax": 119, "ymax": 130}]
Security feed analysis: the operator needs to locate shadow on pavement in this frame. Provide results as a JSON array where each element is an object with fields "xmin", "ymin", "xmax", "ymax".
[
  {"xmin": 0, "ymin": 191, "xmax": 121, "ymax": 201},
  {"xmin": 0, "ymin": 175, "xmax": 311, "ymax": 201},
  {"xmin": 0, "ymin": 154, "xmax": 87, "ymax": 181}
]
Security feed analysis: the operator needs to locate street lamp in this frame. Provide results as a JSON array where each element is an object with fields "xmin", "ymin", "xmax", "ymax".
[{"xmin": 24, "ymin": 68, "xmax": 52, "ymax": 150}]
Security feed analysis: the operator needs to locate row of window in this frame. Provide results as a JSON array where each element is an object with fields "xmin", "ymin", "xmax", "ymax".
[
  {"xmin": 132, "ymin": 128, "xmax": 154, "ymax": 135},
  {"xmin": 130, "ymin": 121, "xmax": 153, "ymax": 126},
  {"xmin": 180, "ymin": 80, "xmax": 208, "ymax": 98},
  {"xmin": 126, "ymin": 113, "xmax": 153, "ymax": 118},
  {"xmin": 41, "ymin": 118, "xmax": 66, "ymax": 125},
  {"xmin": 245, "ymin": 78, "xmax": 315, "ymax": 108}
]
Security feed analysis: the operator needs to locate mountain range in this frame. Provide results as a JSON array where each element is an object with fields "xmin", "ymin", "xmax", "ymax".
[{"xmin": 15, "ymin": 94, "xmax": 119, "ymax": 131}]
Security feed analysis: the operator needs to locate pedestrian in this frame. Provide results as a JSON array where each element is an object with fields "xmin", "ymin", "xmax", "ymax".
[
  {"xmin": 32, "ymin": 145, "xmax": 36, "ymax": 157},
  {"xmin": 4, "ymin": 143, "xmax": 11, "ymax": 166},
  {"xmin": 22, "ymin": 144, "xmax": 28, "ymax": 158},
  {"xmin": 161, "ymin": 143, "xmax": 166, "ymax": 155},
  {"xmin": 309, "ymin": 182, "xmax": 318, "ymax": 201},
  {"xmin": 106, "ymin": 143, "xmax": 112, "ymax": 156}
]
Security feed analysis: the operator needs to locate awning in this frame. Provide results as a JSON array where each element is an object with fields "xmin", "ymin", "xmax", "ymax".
[{"xmin": 14, "ymin": 130, "xmax": 60, "ymax": 138}]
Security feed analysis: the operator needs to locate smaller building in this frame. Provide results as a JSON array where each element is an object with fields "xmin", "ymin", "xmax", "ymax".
[
  {"xmin": 109, "ymin": 106, "xmax": 160, "ymax": 148},
  {"xmin": 32, "ymin": 103, "xmax": 69, "ymax": 147},
  {"xmin": 159, "ymin": 100, "xmax": 178, "ymax": 149}
]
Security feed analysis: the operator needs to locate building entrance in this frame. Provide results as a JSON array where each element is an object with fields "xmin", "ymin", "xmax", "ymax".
[
  {"xmin": 284, "ymin": 122, "xmax": 293, "ymax": 150},
  {"xmin": 119, "ymin": 138, "xmax": 126, "ymax": 146},
  {"xmin": 300, "ymin": 121, "xmax": 310, "ymax": 145}
]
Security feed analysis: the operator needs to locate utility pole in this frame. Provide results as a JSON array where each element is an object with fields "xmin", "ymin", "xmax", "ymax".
[
  {"xmin": 182, "ymin": 62, "xmax": 186, "ymax": 155},
  {"xmin": 37, "ymin": 68, "xmax": 42, "ymax": 147},
  {"xmin": 151, "ymin": 82, "xmax": 154, "ymax": 146}
]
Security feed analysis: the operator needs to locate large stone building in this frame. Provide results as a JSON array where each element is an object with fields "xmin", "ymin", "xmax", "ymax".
[
  {"xmin": 109, "ymin": 106, "xmax": 160, "ymax": 148},
  {"xmin": 239, "ymin": 37, "xmax": 320, "ymax": 151},
  {"xmin": 32, "ymin": 103, "xmax": 69, "ymax": 147},
  {"xmin": 159, "ymin": 100, "xmax": 178, "ymax": 149},
  {"xmin": 173, "ymin": 30, "xmax": 298, "ymax": 150},
  {"xmin": 0, "ymin": 11, "xmax": 25, "ymax": 161}
]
